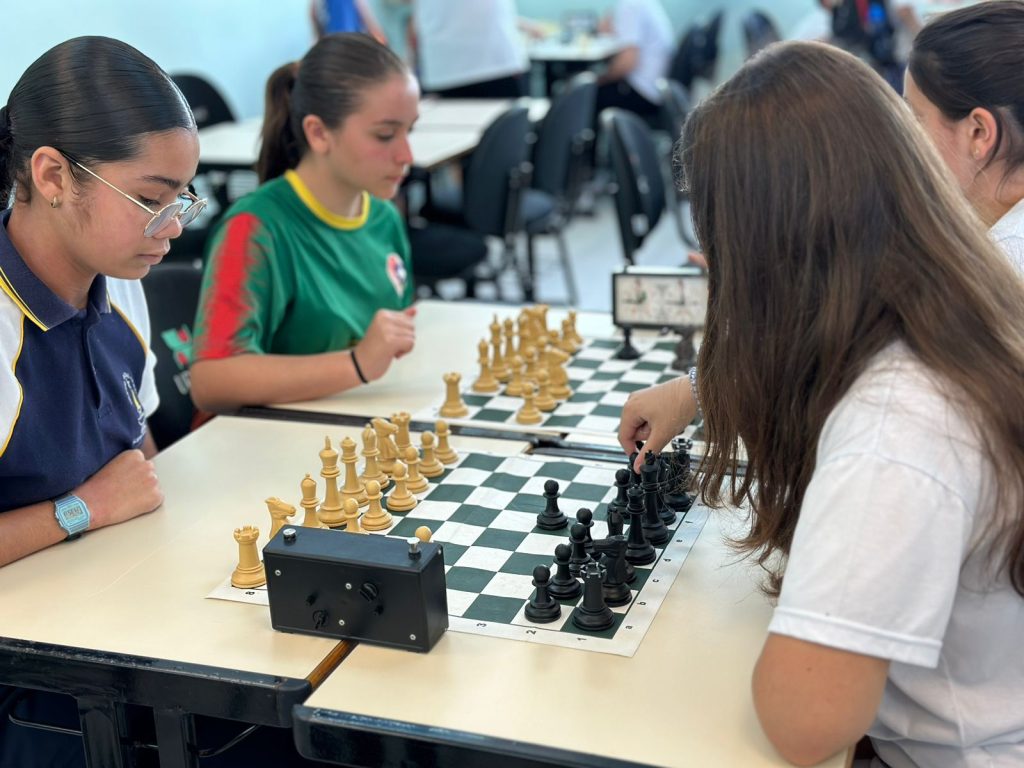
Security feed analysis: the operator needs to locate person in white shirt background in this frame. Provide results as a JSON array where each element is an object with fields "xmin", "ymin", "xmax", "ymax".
[
  {"xmin": 903, "ymin": 0, "xmax": 1024, "ymax": 275},
  {"xmin": 596, "ymin": 0, "xmax": 675, "ymax": 119}
]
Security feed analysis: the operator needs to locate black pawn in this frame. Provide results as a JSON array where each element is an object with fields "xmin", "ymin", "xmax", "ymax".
[
  {"xmin": 625, "ymin": 486, "xmax": 656, "ymax": 565},
  {"xmin": 568, "ymin": 522, "xmax": 592, "ymax": 577},
  {"xmin": 549, "ymin": 543, "xmax": 583, "ymax": 601},
  {"xmin": 576, "ymin": 508, "xmax": 594, "ymax": 555},
  {"xmin": 627, "ymin": 451, "xmax": 642, "ymax": 488},
  {"xmin": 594, "ymin": 536, "xmax": 632, "ymax": 607},
  {"xmin": 607, "ymin": 468, "xmax": 631, "ymax": 517},
  {"xmin": 524, "ymin": 565, "xmax": 562, "ymax": 623},
  {"xmin": 606, "ymin": 507, "xmax": 624, "ymax": 538},
  {"xmin": 640, "ymin": 455, "xmax": 671, "ymax": 546},
  {"xmin": 572, "ymin": 563, "xmax": 615, "ymax": 631},
  {"xmin": 536, "ymin": 479, "xmax": 569, "ymax": 530},
  {"xmin": 656, "ymin": 455, "xmax": 677, "ymax": 526}
]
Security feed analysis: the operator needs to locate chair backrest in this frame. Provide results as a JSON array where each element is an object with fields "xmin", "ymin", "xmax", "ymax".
[
  {"xmin": 531, "ymin": 73, "xmax": 597, "ymax": 200},
  {"xmin": 742, "ymin": 10, "xmax": 781, "ymax": 58},
  {"xmin": 171, "ymin": 74, "xmax": 235, "ymax": 130},
  {"xmin": 142, "ymin": 263, "xmax": 204, "ymax": 449},
  {"xmin": 669, "ymin": 12, "xmax": 724, "ymax": 88},
  {"xmin": 656, "ymin": 78, "xmax": 692, "ymax": 144},
  {"xmin": 463, "ymin": 105, "xmax": 531, "ymax": 238},
  {"xmin": 602, "ymin": 109, "xmax": 666, "ymax": 264}
]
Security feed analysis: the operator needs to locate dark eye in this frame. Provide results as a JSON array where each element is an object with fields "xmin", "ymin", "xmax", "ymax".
[
  {"xmin": 139, "ymin": 197, "xmax": 160, "ymax": 207},
  {"xmin": 375, "ymin": 134, "xmax": 395, "ymax": 143}
]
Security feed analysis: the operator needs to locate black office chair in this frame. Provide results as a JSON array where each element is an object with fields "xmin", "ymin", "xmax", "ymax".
[
  {"xmin": 669, "ymin": 11, "xmax": 724, "ymax": 90},
  {"xmin": 420, "ymin": 106, "xmax": 535, "ymax": 300},
  {"xmin": 603, "ymin": 109, "xmax": 666, "ymax": 266},
  {"xmin": 524, "ymin": 73, "xmax": 598, "ymax": 306},
  {"xmin": 407, "ymin": 220, "xmax": 490, "ymax": 299},
  {"xmin": 656, "ymin": 78, "xmax": 698, "ymax": 249},
  {"xmin": 142, "ymin": 263, "xmax": 204, "ymax": 450},
  {"xmin": 742, "ymin": 10, "xmax": 782, "ymax": 58},
  {"xmin": 171, "ymin": 74, "xmax": 236, "ymax": 129}
]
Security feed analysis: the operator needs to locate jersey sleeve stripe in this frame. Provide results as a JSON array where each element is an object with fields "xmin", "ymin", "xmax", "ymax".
[{"xmin": 0, "ymin": 314, "xmax": 26, "ymax": 460}]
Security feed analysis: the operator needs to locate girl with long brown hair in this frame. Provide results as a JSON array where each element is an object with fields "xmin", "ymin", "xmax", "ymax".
[{"xmin": 619, "ymin": 41, "xmax": 1024, "ymax": 767}]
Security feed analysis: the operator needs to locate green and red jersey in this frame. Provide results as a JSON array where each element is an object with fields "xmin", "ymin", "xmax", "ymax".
[{"xmin": 193, "ymin": 170, "xmax": 413, "ymax": 361}]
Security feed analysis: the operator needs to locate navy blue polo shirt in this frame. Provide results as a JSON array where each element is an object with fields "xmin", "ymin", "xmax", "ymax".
[{"xmin": 0, "ymin": 209, "xmax": 157, "ymax": 513}]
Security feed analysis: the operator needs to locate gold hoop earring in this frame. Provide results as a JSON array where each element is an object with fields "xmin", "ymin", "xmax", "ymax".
[{"xmin": 50, "ymin": 196, "xmax": 60, "ymax": 209}]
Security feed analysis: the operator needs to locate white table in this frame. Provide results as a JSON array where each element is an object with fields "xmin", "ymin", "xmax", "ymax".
[{"xmin": 527, "ymin": 35, "xmax": 624, "ymax": 63}]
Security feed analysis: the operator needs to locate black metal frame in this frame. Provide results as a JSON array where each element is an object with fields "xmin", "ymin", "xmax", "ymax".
[
  {"xmin": 0, "ymin": 637, "xmax": 310, "ymax": 768},
  {"xmin": 293, "ymin": 706, "xmax": 657, "ymax": 768}
]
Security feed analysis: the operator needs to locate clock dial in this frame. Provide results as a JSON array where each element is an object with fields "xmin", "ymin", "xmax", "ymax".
[{"xmin": 613, "ymin": 269, "xmax": 707, "ymax": 329}]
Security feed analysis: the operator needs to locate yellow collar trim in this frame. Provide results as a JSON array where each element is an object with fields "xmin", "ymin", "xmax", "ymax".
[{"xmin": 284, "ymin": 170, "xmax": 369, "ymax": 230}]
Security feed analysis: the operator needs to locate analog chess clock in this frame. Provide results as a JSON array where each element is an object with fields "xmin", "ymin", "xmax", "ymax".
[{"xmin": 611, "ymin": 267, "xmax": 707, "ymax": 365}]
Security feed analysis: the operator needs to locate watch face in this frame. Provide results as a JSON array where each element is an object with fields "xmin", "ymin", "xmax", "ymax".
[
  {"xmin": 612, "ymin": 269, "xmax": 708, "ymax": 329},
  {"xmin": 56, "ymin": 495, "xmax": 90, "ymax": 535}
]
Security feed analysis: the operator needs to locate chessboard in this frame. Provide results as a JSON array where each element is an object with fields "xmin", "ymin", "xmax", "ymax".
[
  {"xmin": 209, "ymin": 438, "xmax": 708, "ymax": 657},
  {"xmin": 412, "ymin": 337, "xmax": 696, "ymax": 438}
]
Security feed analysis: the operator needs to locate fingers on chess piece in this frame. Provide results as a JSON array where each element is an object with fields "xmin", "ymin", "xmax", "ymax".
[
  {"xmin": 524, "ymin": 565, "xmax": 562, "ymax": 623},
  {"xmin": 231, "ymin": 525, "xmax": 267, "ymax": 588},
  {"xmin": 265, "ymin": 496, "xmax": 296, "ymax": 540},
  {"xmin": 536, "ymin": 479, "xmax": 568, "ymax": 530},
  {"xmin": 434, "ymin": 419, "xmax": 459, "ymax": 464},
  {"xmin": 440, "ymin": 371, "xmax": 469, "ymax": 418},
  {"xmin": 419, "ymin": 431, "xmax": 445, "ymax": 478},
  {"xmin": 360, "ymin": 479, "xmax": 393, "ymax": 531},
  {"xmin": 386, "ymin": 461, "xmax": 418, "ymax": 513},
  {"xmin": 342, "ymin": 498, "xmax": 367, "ymax": 534}
]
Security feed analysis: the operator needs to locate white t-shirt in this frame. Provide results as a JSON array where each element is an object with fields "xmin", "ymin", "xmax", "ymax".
[
  {"xmin": 990, "ymin": 197, "xmax": 1024, "ymax": 277},
  {"xmin": 107, "ymin": 277, "xmax": 159, "ymax": 417},
  {"xmin": 768, "ymin": 343, "xmax": 1024, "ymax": 768},
  {"xmin": 612, "ymin": 0, "xmax": 674, "ymax": 104},
  {"xmin": 413, "ymin": 0, "xmax": 529, "ymax": 91}
]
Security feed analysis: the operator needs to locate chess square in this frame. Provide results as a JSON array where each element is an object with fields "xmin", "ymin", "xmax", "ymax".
[
  {"xmin": 445, "ymin": 566, "xmax": 497, "ymax": 593},
  {"xmin": 596, "ymin": 359, "xmax": 632, "ymax": 373},
  {"xmin": 445, "ymin": 589, "xmax": 479, "ymax": 617},
  {"xmin": 465, "ymin": 487, "xmax": 515, "ymax": 509},
  {"xmin": 573, "ymin": 465, "xmax": 617, "ymax": 486},
  {"xmin": 501, "ymin": 552, "xmax": 553, "ymax": 576},
  {"xmin": 442, "ymin": 467, "xmax": 493, "ymax": 486},
  {"xmin": 542, "ymin": 461, "xmax": 585, "ymax": 482},
  {"xmin": 587, "ymin": 339, "xmax": 620, "ymax": 351},
  {"xmin": 620, "ymin": 369, "xmax": 661, "ymax": 385},
  {"xmin": 568, "ymin": 357, "xmax": 601, "ymax": 370},
  {"xmin": 453, "ymin": 545, "xmax": 513, "ymax": 571},
  {"xmin": 437, "ymin": 542, "xmax": 468, "ymax": 566},
  {"xmin": 474, "ymin": 527, "xmax": 529, "ymax": 551},
  {"xmin": 564, "ymin": 481, "xmax": 611, "ymax": 503},
  {"xmin": 481, "ymin": 572, "xmax": 535, "ymax": 599},
  {"xmin": 482, "ymin": 472, "xmax": 530, "ymax": 493},
  {"xmin": 495, "ymin": 455, "xmax": 545, "ymax": 477},
  {"xmin": 575, "ymin": 415, "xmax": 622, "ymax": 434},
  {"xmin": 463, "ymin": 393, "xmax": 493, "ymax": 407},
  {"xmin": 541, "ymin": 414, "xmax": 583, "ymax": 428},
  {"xmin": 563, "ymin": 392, "xmax": 603, "ymax": 405},
  {"xmin": 489, "ymin": 509, "xmax": 539, "ymax": 532},
  {"xmin": 633, "ymin": 360, "xmax": 666, "ymax": 372},
  {"xmin": 425, "ymin": 483, "xmax": 475, "ymax": 504},
  {"xmin": 461, "ymin": 594, "xmax": 523, "ymax": 624},
  {"xmin": 511, "ymin": 604, "xmax": 571, "ymax": 630},
  {"xmin": 518, "ymin": 475, "xmax": 557, "ymax": 496},
  {"xmin": 407, "ymin": 500, "xmax": 462, "ymax": 521},
  {"xmin": 433, "ymin": 521, "xmax": 487, "ymax": 546},
  {"xmin": 611, "ymin": 381, "xmax": 648, "ymax": 394},
  {"xmin": 518, "ymin": 531, "xmax": 569, "ymax": 556},
  {"xmin": 474, "ymin": 408, "xmax": 517, "ymax": 423},
  {"xmin": 598, "ymin": 390, "xmax": 630, "ymax": 407},
  {"xmin": 457, "ymin": 453, "xmax": 506, "ymax": 472},
  {"xmin": 446, "ymin": 504, "xmax": 501, "ymax": 527},
  {"xmin": 577, "ymin": 380, "xmax": 611, "ymax": 394}
]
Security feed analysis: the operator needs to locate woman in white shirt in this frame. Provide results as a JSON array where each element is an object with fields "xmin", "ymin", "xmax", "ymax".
[
  {"xmin": 619, "ymin": 40, "xmax": 1024, "ymax": 767},
  {"xmin": 903, "ymin": 1, "xmax": 1024, "ymax": 274}
]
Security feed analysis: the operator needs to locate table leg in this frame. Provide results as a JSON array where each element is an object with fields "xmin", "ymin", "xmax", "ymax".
[
  {"xmin": 77, "ymin": 695, "xmax": 129, "ymax": 768},
  {"xmin": 154, "ymin": 707, "xmax": 199, "ymax": 768}
]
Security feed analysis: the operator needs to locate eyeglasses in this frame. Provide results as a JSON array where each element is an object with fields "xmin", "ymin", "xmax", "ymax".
[{"xmin": 68, "ymin": 158, "xmax": 208, "ymax": 238}]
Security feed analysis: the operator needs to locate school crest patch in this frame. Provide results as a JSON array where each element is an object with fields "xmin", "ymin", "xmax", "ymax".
[{"xmin": 386, "ymin": 252, "xmax": 407, "ymax": 298}]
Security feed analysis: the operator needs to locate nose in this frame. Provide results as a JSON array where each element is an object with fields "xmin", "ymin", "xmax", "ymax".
[
  {"xmin": 396, "ymin": 135, "xmax": 414, "ymax": 167},
  {"xmin": 150, "ymin": 216, "xmax": 184, "ymax": 241}
]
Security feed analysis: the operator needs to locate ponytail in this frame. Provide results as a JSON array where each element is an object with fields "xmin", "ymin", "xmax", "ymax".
[
  {"xmin": 257, "ymin": 62, "xmax": 300, "ymax": 183},
  {"xmin": 0, "ymin": 105, "xmax": 13, "ymax": 205}
]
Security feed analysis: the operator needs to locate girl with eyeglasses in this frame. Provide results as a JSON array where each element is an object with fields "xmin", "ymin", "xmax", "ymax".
[
  {"xmin": 903, "ymin": 0, "xmax": 1024, "ymax": 275},
  {"xmin": 618, "ymin": 41, "xmax": 1024, "ymax": 766},
  {"xmin": 0, "ymin": 35, "xmax": 202, "ymax": 764},
  {"xmin": 189, "ymin": 33, "xmax": 418, "ymax": 413}
]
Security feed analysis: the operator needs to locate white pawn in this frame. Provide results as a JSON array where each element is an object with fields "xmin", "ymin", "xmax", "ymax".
[
  {"xmin": 419, "ymin": 431, "xmax": 445, "ymax": 478},
  {"xmin": 342, "ymin": 498, "xmax": 366, "ymax": 534},
  {"xmin": 435, "ymin": 419, "xmax": 458, "ymax": 464},
  {"xmin": 534, "ymin": 369, "xmax": 556, "ymax": 411},
  {"xmin": 386, "ymin": 462, "xmax": 418, "ymax": 512},
  {"xmin": 299, "ymin": 474, "xmax": 324, "ymax": 528},
  {"xmin": 472, "ymin": 339, "xmax": 499, "ymax": 393},
  {"xmin": 403, "ymin": 445, "xmax": 430, "ymax": 493},
  {"xmin": 516, "ymin": 381, "xmax": 543, "ymax": 425},
  {"xmin": 360, "ymin": 479, "xmax": 393, "ymax": 531}
]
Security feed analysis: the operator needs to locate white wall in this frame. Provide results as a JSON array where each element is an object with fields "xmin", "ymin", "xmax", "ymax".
[{"xmin": 1, "ymin": 0, "xmax": 315, "ymax": 120}]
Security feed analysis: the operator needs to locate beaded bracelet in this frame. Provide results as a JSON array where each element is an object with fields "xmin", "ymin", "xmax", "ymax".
[{"xmin": 688, "ymin": 366, "xmax": 701, "ymax": 413}]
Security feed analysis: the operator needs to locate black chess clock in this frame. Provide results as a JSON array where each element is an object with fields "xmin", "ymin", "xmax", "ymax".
[{"xmin": 611, "ymin": 267, "xmax": 708, "ymax": 368}]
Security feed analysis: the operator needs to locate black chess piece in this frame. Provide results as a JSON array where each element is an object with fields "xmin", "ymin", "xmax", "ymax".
[
  {"xmin": 640, "ymin": 455, "xmax": 671, "ymax": 546},
  {"xmin": 549, "ymin": 543, "xmax": 583, "ymax": 601},
  {"xmin": 665, "ymin": 438, "xmax": 694, "ymax": 513},
  {"xmin": 606, "ymin": 507, "xmax": 624, "ymax": 538},
  {"xmin": 627, "ymin": 451, "xmax": 642, "ymax": 488},
  {"xmin": 655, "ymin": 455, "xmax": 677, "ymax": 526},
  {"xmin": 624, "ymin": 486, "xmax": 656, "ymax": 565},
  {"xmin": 614, "ymin": 327, "xmax": 641, "ymax": 360},
  {"xmin": 536, "ymin": 479, "xmax": 569, "ymax": 530},
  {"xmin": 524, "ymin": 565, "xmax": 562, "ymax": 623},
  {"xmin": 576, "ymin": 508, "xmax": 594, "ymax": 555},
  {"xmin": 607, "ymin": 468, "xmax": 631, "ymax": 517},
  {"xmin": 571, "ymin": 562, "xmax": 615, "ymax": 631},
  {"xmin": 568, "ymin": 522, "xmax": 593, "ymax": 577},
  {"xmin": 594, "ymin": 536, "xmax": 632, "ymax": 606}
]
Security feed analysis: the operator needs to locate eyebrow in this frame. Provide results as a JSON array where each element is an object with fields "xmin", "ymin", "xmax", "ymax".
[
  {"xmin": 373, "ymin": 118, "xmax": 419, "ymax": 128},
  {"xmin": 140, "ymin": 174, "xmax": 186, "ymax": 190}
]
